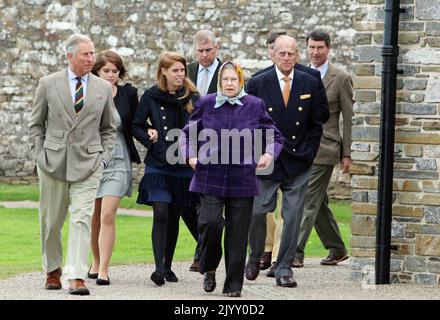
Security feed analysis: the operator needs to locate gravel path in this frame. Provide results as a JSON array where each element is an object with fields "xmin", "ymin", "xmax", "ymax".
[{"xmin": 1, "ymin": 258, "xmax": 439, "ymax": 300}]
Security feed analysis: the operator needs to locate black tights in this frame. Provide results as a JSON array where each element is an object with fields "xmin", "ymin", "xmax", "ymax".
[{"xmin": 151, "ymin": 202, "xmax": 181, "ymax": 273}]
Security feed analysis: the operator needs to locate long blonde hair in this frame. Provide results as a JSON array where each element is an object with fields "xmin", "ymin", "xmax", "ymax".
[{"xmin": 156, "ymin": 51, "xmax": 198, "ymax": 113}]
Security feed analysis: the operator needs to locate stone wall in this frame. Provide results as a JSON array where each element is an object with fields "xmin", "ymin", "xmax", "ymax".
[
  {"xmin": 351, "ymin": 0, "xmax": 440, "ymax": 284},
  {"xmin": 0, "ymin": 0, "xmax": 355, "ymax": 191}
]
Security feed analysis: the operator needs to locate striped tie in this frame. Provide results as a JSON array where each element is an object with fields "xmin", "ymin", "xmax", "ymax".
[{"xmin": 74, "ymin": 76, "xmax": 84, "ymax": 115}]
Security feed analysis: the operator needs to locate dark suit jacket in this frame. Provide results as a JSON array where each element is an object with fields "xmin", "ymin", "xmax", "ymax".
[
  {"xmin": 252, "ymin": 63, "xmax": 329, "ymax": 123},
  {"xmin": 246, "ymin": 68, "xmax": 323, "ymax": 181},
  {"xmin": 188, "ymin": 58, "xmax": 222, "ymax": 95},
  {"xmin": 114, "ymin": 83, "xmax": 141, "ymax": 164}
]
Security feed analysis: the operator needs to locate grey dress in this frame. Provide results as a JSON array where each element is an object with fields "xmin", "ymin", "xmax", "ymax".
[{"xmin": 96, "ymin": 110, "xmax": 132, "ymax": 198}]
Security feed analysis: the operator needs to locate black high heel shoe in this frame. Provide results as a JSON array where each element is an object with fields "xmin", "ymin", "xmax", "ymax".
[
  {"xmin": 150, "ymin": 271, "xmax": 165, "ymax": 286},
  {"xmin": 96, "ymin": 276, "xmax": 110, "ymax": 286},
  {"xmin": 87, "ymin": 267, "xmax": 98, "ymax": 279}
]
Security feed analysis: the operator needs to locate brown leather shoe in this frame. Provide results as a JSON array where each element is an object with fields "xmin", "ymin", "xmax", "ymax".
[
  {"xmin": 276, "ymin": 276, "xmax": 297, "ymax": 287},
  {"xmin": 244, "ymin": 261, "xmax": 260, "ymax": 281},
  {"xmin": 189, "ymin": 260, "xmax": 199, "ymax": 272},
  {"xmin": 320, "ymin": 254, "xmax": 349, "ymax": 266},
  {"xmin": 68, "ymin": 279, "xmax": 90, "ymax": 295},
  {"xmin": 259, "ymin": 251, "xmax": 272, "ymax": 270},
  {"xmin": 292, "ymin": 257, "xmax": 304, "ymax": 268},
  {"xmin": 45, "ymin": 268, "xmax": 62, "ymax": 290}
]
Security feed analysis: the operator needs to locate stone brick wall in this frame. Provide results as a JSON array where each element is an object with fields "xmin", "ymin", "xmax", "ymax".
[
  {"xmin": 351, "ymin": 0, "xmax": 440, "ymax": 284},
  {"xmin": 0, "ymin": 0, "xmax": 355, "ymax": 190}
]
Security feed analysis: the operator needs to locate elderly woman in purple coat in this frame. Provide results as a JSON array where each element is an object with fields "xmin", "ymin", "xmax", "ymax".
[{"xmin": 181, "ymin": 61, "xmax": 284, "ymax": 297}]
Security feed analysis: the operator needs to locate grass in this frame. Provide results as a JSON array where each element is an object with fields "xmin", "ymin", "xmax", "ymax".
[
  {"xmin": 289, "ymin": 200, "xmax": 351, "ymax": 258},
  {"xmin": 0, "ymin": 184, "xmax": 40, "ymax": 202},
  {"xmin": 0, "ymin": 184, "xmax": 351, "ymax": 279},
  {"xmin": 0, "ymin": 207, "xmax": 195, "ymax": 280},
  {"xmin": 0, "ymin": 183, "xmax": 147, "ymax": 210}
]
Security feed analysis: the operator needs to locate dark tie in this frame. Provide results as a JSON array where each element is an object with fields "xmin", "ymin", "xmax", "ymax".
[{"xmin": 74, "ymin": 76, "xmax": 84, "ymax": 115}]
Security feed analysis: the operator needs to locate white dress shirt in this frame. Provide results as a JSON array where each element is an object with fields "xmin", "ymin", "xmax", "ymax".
[
  {"xmin": 310, "ymin": 60, "xmax": 329, "ymax": 79},
  {"xmin": 275, "ymin": 66, "xmax": 294, "ymax": 93},
  {"xmin": 197, "ymin": 59, "xmax": 220, "ymax": 94}
]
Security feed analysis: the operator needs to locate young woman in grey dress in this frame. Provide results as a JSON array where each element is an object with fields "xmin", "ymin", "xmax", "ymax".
[{"xmin": 88, "ymin": 50, "xmax": 141, "ymax": 285}]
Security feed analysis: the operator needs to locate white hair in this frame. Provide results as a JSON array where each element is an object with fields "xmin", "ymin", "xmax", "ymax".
[{"xmin": 65, "ymin": 34, "xmax": 93, "ymax": 55}]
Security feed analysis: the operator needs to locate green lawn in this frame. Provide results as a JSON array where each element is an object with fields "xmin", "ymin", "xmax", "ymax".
[
  {"xmin": 0, "ymin": 207, "xmax": 195, "ymax": 280},
  {"xmin": 0, "ymin": 183, "xmax": 146, "ymax": 210},
  {"xmin": 0, "ymin": 184, "xmax": 351, "ymax": 280}
]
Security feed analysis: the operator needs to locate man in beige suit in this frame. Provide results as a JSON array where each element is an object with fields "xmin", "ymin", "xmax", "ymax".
[
  {"xmin": 293, "ymin": 30, "xmax": 353, "ymax": 267},
  {"xmin": 28, "ymin": 34, "xmax": 116, "ymax": 295}
]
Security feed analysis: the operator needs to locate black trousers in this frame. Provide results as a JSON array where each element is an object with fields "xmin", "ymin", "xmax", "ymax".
[
  {"xmin": 198, "ymin": 194, "xmax": 253, "ymax": 293},
  {"xmin": 180, "ymin": 203, "xmax": 202, "ymax": 261}
]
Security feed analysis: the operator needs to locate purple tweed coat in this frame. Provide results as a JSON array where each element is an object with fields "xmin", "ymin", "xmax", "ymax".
[{"xmin": 181, "ymin": 93, "xmax": 284, "ymax": 198}]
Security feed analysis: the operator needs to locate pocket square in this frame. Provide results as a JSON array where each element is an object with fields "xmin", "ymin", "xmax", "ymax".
[{"xmin": 300, "ymin": 94, "xmax": 311, "ymax": 100}]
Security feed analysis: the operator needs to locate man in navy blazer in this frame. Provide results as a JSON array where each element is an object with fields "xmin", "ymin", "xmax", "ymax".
[
  {"xmin": 245, "ymin": 35, "xmax": 324, "ymax": 287},
  {"xmin": 252, "ymin": 30, "xmax": 330, "ymax": 272},
  {"xmin": 255, "ymin": 64, "xmax": 328, "ymax": 122},
  {"xmin": 253, "ymin": 30, "xmax": 329, "ymax": 123}
]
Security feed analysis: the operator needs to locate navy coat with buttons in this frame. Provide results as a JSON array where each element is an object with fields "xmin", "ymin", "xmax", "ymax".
[
  {"xmin": 131, "ymin": 85, "xmax": 198, "ymax": 167},
  {"xmin": 246, "ymin": 68, "xmax": 323, "ymax": 181}
]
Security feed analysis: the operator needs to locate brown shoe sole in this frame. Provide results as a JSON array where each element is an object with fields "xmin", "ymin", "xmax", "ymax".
[
  {"xmin": 320, "ymin": 255, "xmax": 349, "ymax": 266},
  {"xmin": 276, "ymin": 279, "xmax": 298, "ymax": 288},
  {"xmin": 68, "ymin": 287, "xmax": 90, "ymax": 295},
  {"xmin": 45, "ymin": 283, "xmax": 62, "ymax": 290}
]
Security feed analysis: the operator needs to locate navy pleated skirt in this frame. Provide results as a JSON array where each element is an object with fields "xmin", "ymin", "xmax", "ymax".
[{"xmin": 137, "ymin": 164, "xmax": 199, "ymax": 206}]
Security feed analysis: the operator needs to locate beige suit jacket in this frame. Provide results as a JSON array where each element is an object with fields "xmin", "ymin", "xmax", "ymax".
[
  {"xmin": 29, "ymin": 69, "xmax": 116, "ymax": 182},
  {"xmin": 314, "ymin": 63, "xmax": 354, "ymax": 165}
]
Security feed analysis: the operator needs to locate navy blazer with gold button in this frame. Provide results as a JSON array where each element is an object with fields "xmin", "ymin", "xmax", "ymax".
[
  {"xmin": 252, "ymin": 63, "xmax": 329, "ymax": 124},
  {"xmin": 246, "ymin": 68, "xmax": 323, "ymax": 181}
]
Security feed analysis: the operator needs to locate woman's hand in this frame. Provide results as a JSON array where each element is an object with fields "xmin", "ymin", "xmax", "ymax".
[
  {"xmin": 147, "ymin": 128, "xmax": 158, "ymax": 143},
  {"xmin": 189, "ymin": 157, "xmax": 198, "ymax": 170},
  {"xmin": 257, "ymin": 153, "xmax": 273, "ymax": 170}
]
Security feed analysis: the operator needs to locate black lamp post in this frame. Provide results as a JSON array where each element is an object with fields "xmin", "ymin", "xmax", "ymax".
[{"xmin": 376, "ymin": 0, "xmax": 401, "ymax": 284}]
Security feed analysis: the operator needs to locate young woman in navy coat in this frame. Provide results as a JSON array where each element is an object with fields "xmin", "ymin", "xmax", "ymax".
[{"xmin": 131, "ymin": 52, "xmax": 199, "ymax": 286}]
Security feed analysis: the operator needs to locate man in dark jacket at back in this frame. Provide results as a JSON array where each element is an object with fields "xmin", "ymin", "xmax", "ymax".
[
  {"xmin": 185, "ymin": 30, "xmax": 223, "ymax": 273},
  {"xmin": 188, "ymin": 30, "xmax": 222, "ymax": 96}
]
